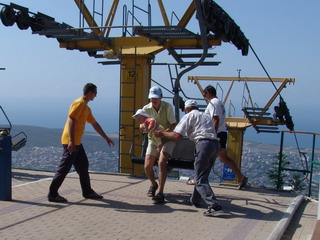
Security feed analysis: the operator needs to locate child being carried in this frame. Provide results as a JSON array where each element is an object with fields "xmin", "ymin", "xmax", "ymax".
[{"xmin": 132, "ymin": 109, "xmax": 164, "ymax": 152}]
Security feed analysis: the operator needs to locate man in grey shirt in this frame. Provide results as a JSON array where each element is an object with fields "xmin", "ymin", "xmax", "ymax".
[{"xmin": 155, "ymin": 100, "xmax": 222, "ymax": 216}]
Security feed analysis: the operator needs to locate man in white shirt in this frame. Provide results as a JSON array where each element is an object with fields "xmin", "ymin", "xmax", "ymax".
[
  {"xmin": 203, "ymin": 85, "xmax": 248, "ymax": 189},
  {"xmin": 155, "ymin": 100, "xmax": 222, "ymax": 216}
]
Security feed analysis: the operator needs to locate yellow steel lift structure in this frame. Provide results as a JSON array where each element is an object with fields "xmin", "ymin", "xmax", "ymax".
[{"xmin": 0, "ymin": 0, "xmax": 252, "ymax": 176}]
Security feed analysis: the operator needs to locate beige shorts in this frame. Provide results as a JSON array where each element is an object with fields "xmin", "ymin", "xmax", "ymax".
[{"xmin": 146, "ymin": 140, "xmax": 175, "ymax": 158}]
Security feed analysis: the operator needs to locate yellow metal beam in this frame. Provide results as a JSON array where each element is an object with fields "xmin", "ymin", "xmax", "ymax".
[
  {"xmin": 59, "ymin": 37, "xmax": 162, "ymax": 52},
  {"xmin": 188, "ymin": 75, "xmax": 295, "ymax": 112},
  {"xmin": 188, "ymin": 75, "xmax": 295, "ymax": 110},
  {"xmin": 247, "ymin": 117, "xmax": 285, "ymax": 126},
  {"xmin": 157, "ymin": 0, "xmax": 170, "ymax": 26},
  {"xmin": 188, "ymin": 76, "xmax": 295, "ymax": 83},
  {"xmin": 59, "ymin": 37, "xmax": 222, "ymax": 55},
  {"xmin": 73, "ymin": 0, "xmax": 102, "ymax": 36},
  {"xmin": 178, "ymin": 1, "xmax": 196, "ymax": 27},
  {"xmin": 120, "ymin": 46, "xmax": 163, "ymax": 55},
  {"xmin": 59, "ymin": 40, "xmax": 107, "ymax": 50},
  {"xmin": 223, "ymin": 80, "xmax": 236, "ymax": 105},
  {"xmin": 226, "ymin": 117, "xmax": 252, "ymax": 129},
  {"xmin": 103, "ymin": 0, "xmax": 120, "ymax": 37},
  {"xmin": 263, "ymin": 79, "xmax": 293, "ymax": 112},
  {"xmin": 113, "ymin": 37, "xmax": 221, "ymax": 50},
  {"xmin": 112, "ymin": 37, "xmax": 163, "ymax": 55}
]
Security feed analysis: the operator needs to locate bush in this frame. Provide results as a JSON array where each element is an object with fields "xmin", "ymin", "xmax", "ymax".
[{"xmin": 267, "ymin": 152, "xmax": 290, "ymax": 189}]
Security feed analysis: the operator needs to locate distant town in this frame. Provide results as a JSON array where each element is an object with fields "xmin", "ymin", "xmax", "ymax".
[{"xmin": 10, "ymin": 125, "xmax": 320, "ymax": 198}]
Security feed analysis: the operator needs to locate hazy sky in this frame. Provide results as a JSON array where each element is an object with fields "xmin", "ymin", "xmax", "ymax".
[{"xmin": 0, "ymin": 0, "xmax": 319, "ymax": 147}]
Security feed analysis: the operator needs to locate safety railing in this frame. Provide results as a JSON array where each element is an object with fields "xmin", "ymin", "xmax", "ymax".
[{"xmin": 278, "ymin": 131, "xmax": 320, "ymax": 197}]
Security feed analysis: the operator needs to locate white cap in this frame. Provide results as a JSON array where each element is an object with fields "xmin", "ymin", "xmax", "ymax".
[
  {"xmin": 132, "ymin": 109, "xmax": 151, "ymax": 119},
  {"xmin": 184, "ymin": 99, "xmax": 198, "ymax": 108},
  {"xmin": 148, "ymin": 86, "xmax": 162, "ymax": 99}
]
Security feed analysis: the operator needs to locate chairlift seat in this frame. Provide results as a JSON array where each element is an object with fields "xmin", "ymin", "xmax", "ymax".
[
  {"xmin": 168, "ymin": 138, "xmax": 195, "ymax": 169},
  {"xmin": 131, "ymin": 137, "xmax": 195, "ymax": 170},
  {"xmin": 11, "ymin": 132, "xmax": 27, "ymax": 151}
]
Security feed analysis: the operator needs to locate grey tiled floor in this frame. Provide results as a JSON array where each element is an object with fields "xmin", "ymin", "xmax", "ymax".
[{"xmin": 0, "ymin": 169, "xmax": 317, "ymax": 240}]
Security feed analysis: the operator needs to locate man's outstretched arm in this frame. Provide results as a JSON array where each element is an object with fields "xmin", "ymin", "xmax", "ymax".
[
  {"xmin": 154, "ymin": 130, "xmax": 181, "ymax": 141},
  {"xmin": 91, "ymin": 122, "xmax": 114, "ymax": 147}
]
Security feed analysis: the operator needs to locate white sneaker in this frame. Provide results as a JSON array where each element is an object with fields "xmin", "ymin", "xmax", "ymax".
[{"xmin": 203, "ymin": 206, "xmax": 223, "ymax": 216}]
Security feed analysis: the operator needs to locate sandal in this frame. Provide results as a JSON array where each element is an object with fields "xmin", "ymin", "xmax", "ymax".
[
  {"xmin": 186, "ymin": 179, "xmax": 195, "ymax": 185},
  {"xmin": 152, "ymin": 193, "xmax": 165, "ymax": 204},
  {"xmin": 48, "ymin": 194, "xmax": 68, "ymax": 203},
  {"xmin": 147, "ymin": 183, "xmax": 158, "ymax": 197}
]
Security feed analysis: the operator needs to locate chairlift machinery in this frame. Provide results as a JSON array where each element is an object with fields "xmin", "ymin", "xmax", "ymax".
[{"xmin": 0, "ymin": 0, "xmax": 293, "ymax": 177}]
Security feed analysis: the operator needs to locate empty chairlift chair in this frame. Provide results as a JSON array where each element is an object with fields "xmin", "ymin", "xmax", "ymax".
[{"xmin": 131, "ymin": 136, "xmax": 195, "ymax": 171}]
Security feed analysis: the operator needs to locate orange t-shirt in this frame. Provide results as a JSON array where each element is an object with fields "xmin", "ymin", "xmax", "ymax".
[{"xmin": 61, "ymin": 97, "xmax": 96, "ymax": 145}]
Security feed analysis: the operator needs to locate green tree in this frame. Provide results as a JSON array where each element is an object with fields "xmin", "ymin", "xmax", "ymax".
[{"xmin": 267, "ymin": 152, "xmax": 290, "ymax": 189}]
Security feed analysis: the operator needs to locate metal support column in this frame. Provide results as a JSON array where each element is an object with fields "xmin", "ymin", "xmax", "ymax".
[
  {"xmin": 119, "ymin": 54, "xmax": 153, "ymax": 174},
  {"xmin": 277, "ymin": 131, "xmax": 285, "ymax": 189},
  {"xmin": 223, "ymin": 127, "xmax": 245, "ymax": 184},
  {"xmin": 0, "ymin": 135, "xmax": 12, "ymax": 201}
]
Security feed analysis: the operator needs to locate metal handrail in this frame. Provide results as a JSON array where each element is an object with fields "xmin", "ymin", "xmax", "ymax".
[{"xmin": 278, "ymin": 131, "xmax": 320, "ymax": 197}]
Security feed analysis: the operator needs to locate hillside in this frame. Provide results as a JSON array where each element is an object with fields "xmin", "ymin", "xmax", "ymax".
[{"xmin": 11, "ymin": 125, "xmax": 119, "ymax": 152}]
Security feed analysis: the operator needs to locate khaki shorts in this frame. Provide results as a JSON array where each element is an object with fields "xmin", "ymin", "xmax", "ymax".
[{"xmin": 146, "ymin": 140, "xmax": 175, "ymax": 158}]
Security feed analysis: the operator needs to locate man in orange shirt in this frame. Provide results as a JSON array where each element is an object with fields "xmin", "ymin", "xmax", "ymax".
[{"xmin": 48, "ymin": 83, "xmax": 114, "ymax": 202}]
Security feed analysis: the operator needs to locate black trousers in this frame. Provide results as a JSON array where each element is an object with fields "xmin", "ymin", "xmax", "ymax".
[{"xmin": 49, "ymin": 144, "xmax": 94, "ymax": 197}]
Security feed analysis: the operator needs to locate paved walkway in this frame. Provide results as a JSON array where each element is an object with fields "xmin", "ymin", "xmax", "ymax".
[{"xmin": 0, "ymin": 169, "xmax": 318, "ymax": 240}]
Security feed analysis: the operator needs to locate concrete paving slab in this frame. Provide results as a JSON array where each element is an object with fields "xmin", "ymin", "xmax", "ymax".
[{"xmin": 0, "ymin": 170, "xmax": 317, "ymax": 240}]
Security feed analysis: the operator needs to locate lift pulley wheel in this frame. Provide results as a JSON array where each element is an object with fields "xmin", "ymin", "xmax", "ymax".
[
  {"xmin": 16, "ymin": 10, "xmax": 30, "ymax": 30},
  {"xmin": 0, "ymin": 6, "xmax": 15, "ymax": 27}
]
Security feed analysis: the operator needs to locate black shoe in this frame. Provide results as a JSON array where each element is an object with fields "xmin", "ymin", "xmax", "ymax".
[
  {"xmin": 238, "ymin": 177, "xmax": 248, "ymax": 190},
  {"xmin": 203, "ymin": 205, "xmax": 223, "ymax": 216},
  {"xmin": 48, "ymin": 194, "xmax": 68, "ymax": 203},
  {"xmin": 152, "ymin": 193, "xmax": 165, "ymax": 204},
  {"xmin": 147, "ymin": 183, "xmax": 158, "ymax": 197},
  {"xmin": 83, "ymin": 192, "xmax": 103, "ymax": 199}
]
